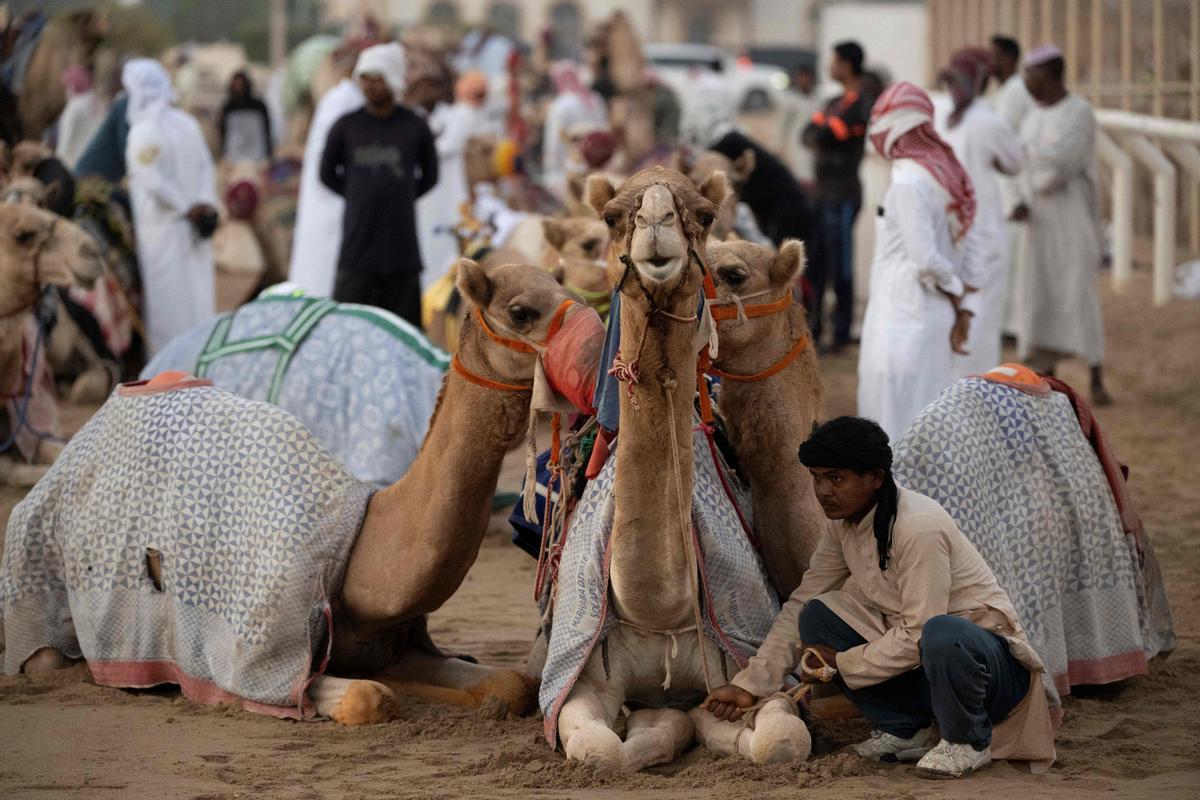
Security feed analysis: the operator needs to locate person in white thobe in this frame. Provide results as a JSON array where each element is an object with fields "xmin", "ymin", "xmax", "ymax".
[
  {"xmin": 1012, "ymin": 46, "xmax": 1109, "ymax": 403},
  {"xmin": 542, "ymin": 61, "xmax": 608, "ymax": 201},
  {"xmin": 416, "ymin": 71, "xmax": 501, "ymax": 292},
  {"xmin": 934, "ymin": 48, "xmax": 1023, "ymax": 376},
  {"xmin": 122, "ymin": 59, "xmax": 217, "ymax": 355},
  {"xmin": 287, "ymin": 59, "xmax": 364, "ymax": 297},
  {"xmin": 55, "ymin": 68, "xmax": 108, "ymax": 169},
  {"xmin": 857, "ymin": 82, "xmax": 985, "ymax": 442}
]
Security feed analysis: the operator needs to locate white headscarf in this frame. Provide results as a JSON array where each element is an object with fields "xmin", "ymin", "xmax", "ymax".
[
  {"xmin": 122, "ymin": 58, "xmax": 175, "ymax": 125},
  {"xmin": 353, "ymin": 42, "xmax": 408, "ymax": 99}
]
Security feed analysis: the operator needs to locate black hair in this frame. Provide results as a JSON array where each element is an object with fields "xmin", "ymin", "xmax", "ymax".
[
  {"xmin": 833, "ymin": 41, "xmax": 865, "ymax": 76},
  {"xmin": 798, "ymin": 416, "xmax": 898, "ymax": 570},
  {"xmin": 991, "ymin": 35, "xmax": 1020, "ymax": 61}
]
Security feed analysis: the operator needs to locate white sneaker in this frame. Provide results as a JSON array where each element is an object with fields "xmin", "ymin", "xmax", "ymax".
[
  {"xmin": 852, "ymin": 726, "xmax": 937, "ymax": 761},
  {"xmin": 915, "ymin": 739, "xmax": 992, "ymax": 779}
]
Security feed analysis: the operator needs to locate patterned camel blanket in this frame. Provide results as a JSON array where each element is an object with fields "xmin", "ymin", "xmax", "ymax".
[
  {"xmin": 893, "ymin": 378, "xmax": 1175, "ymax": 708},
  {"xmin": 142, "ymin": 286, "xmax": 449, "ymax": 488},
  {"xmin": 539, "ymin": 424, "xmax": 778, "ymax": 745},
  {"xmin": 0, "ymin": 381, "xmax": 373, "ymax": 718}
]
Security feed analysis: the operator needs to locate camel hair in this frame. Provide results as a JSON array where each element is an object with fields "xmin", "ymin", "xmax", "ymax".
[{"xmin": 552, "ymin": 166, "xmax": 811, "ymax": 772}]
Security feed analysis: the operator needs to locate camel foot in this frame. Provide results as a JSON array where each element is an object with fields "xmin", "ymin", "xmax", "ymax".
[
  {"xmin": 22, "ymin": 647, "xmax": 71, "ymax": 673},
  {"xmin": 564, "ymin": 722, "xmax": 624, "ymax": 772},
  {"xmin": 622, "ymin": 708, "xmax": 694, "ymax": 772},
  {"xmin": 466, "ymin": 667, "xmax": 537, "ymax": 715},
  {"xmin": 309, "ymin": 675, "xmax": 399, "ymax": 725},
  {"xmin": 690, "ymin": 696, "xmax": 811, "ymax": 764}
]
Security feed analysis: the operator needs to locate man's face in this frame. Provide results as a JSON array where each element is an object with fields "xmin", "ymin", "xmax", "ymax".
[
  {"xmin": 794, "ymin": 68, "xmax": 815, "ymax": 94},
  {"xmin": 407, "ymin": 77, "xmax": 442, "ymax": 111},
  {"xmin": 1023, "ymin": 64, "xmax": 1050, "ymax": 101},
  {"xmin": 990, "ymin": 46, "xmax": 1010, "ymax": 78},
  {"xmin": 358, "ymin": 73, "xmax": 393, "ymax": 106},
  {"xmin": 809, "ymin": 467, "xmax": 884, "ymax": 520},
  {"xmin": 828, "ymin": 53, "xmax": 849, "ymax": 84}
]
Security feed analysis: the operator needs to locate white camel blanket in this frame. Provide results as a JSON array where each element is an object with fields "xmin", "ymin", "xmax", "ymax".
[
  {"xmin": 143, "ymin": 286, "xmax": 449, "ymax": 488},
  {"xmin": 539, "ymin": 425, "xmax": 778, "ymax": 745},
  {"xmin": 893, "ymin": 378, "xmax": 1175, "ymax": 709},
  {"xmin": 0, "ymin": 383, "xmax": 373, "ymax": 718}
]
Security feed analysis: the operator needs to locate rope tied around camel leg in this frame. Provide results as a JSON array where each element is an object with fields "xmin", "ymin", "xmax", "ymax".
[{"xmin": 734, "ymin": 647, "xmax": 838, "ymax": 748}]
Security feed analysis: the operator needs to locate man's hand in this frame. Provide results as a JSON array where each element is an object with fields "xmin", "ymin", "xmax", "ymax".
[
  {"xmin": 186, "ymin": 203, "xmax": 216, "ymax": 224},
  {"xmin": 702, "ymin": 684, "xmax": 756, "ymax": 722},
  {"xmin": 950, "ymin": 309, "xmax": 972, "ymax": 354},
  {"xmin": 1009, "ymin": 203, "xmax": 1030, "ymax": 222},
  {"xmin": 798, "ymin": 644, "xmax": 839, "ymax": 683}
]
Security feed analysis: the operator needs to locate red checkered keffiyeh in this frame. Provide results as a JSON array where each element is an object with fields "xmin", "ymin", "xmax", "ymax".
[{"xmin": 869, "ymin": 81, "xmax": 976, "ymax": 240}]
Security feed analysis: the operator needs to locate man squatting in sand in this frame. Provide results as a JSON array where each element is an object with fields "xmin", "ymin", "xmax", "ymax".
[{"xmin": 703, "ymin": 417, "xmax": 1055, "ymax": 779}]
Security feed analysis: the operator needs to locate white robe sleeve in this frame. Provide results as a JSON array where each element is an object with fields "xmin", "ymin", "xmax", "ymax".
[
  {"xmin": 126, "ymin": 123, "xmax": 190, "ymax": 215},
  {"xmin": 1026, "ymin": 102, "xmax": 1094, "ymax": 196},
  {"xmin": 987, "ymin": 115, "xmax": 1023, "ymax": 176},
  {"xmin": 890, "ymin": 180, "xmax": 965, "ymax": 297}
]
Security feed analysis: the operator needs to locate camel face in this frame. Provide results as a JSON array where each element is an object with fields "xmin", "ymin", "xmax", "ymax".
[
  {"xmin": 0, "ymin": 205, "xmax": 103, "ymax": 292},
  {"xmin": 588, "ymin": 167, "xmax": 728, "ymax": 297},
  {"xmin": 3, "ymin": 177, "xmax": 48, "ymax": 206},
  {"xmin": 708, "ymin": 239, "xmax": 805, "ymax": 348}
]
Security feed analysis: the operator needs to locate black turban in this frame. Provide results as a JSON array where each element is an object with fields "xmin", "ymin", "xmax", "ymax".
[{"xmin": 799, "ymin": 417, "xmax": 898, "ymax": 570}]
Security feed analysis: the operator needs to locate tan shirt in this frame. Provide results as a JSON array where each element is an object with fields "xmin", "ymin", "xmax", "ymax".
[{"xmin": 732, "ymin": 488, "xmax": 1056, "ymax": 768}]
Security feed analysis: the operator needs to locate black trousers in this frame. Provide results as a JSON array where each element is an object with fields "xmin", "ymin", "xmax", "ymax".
[
  {"xmin": 333, "ymin": 269, "xmax": 423, "ymax": 330},
  {"xmin": 806, "ymin": 199, "xmax": 860, "ymax": 346},
  {"xmin": 799, "ymin": 599, "xmax": 1030, "ymax": 749}
]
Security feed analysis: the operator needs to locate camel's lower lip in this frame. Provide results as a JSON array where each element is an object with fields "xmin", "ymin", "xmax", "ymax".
[{"xmin": 635, "ymin": 257, "xmax": 682, "ymax": 280}]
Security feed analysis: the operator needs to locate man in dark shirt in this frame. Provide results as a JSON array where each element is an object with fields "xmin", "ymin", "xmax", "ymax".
[
  {"xmin": 320, "ymin": 43, "xmax": 437, "ymax": 327},
  {"xmin": 803, "ymin": 41, "xmax": 873, "ymax": 353},
  {"xmin": 219, "ymin": 71, "xmax": 273, "ymax": 163}
]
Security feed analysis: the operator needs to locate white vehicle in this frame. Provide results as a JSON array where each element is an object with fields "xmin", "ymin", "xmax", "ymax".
[{"xmin": 644, "ymin": 42, "xmax": 789, "ymax": 111}]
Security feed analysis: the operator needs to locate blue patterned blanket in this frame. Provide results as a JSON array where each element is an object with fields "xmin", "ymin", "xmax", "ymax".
[
  {"xmin": 893, "ymin": 378, "xmax": 1175, "ymax": 707},
  {"xmin": 539, "ymin": 424, "xmax": 778, "ymax": 744},
  {"xmin": 1, "ymin": 384, "xmax": 373, "ymax": 717},
  {"xmin": 143, "ymin": 287, "xmax": 449, "ymax": 488}
]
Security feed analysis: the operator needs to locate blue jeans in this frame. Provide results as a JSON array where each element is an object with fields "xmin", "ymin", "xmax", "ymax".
[
  {"xmin": 798, "ymin": 600, "xmax": 1029, "ymax": 749},
  {"xmin": 806, "ymin": 200, "xmax": 859, "ymax": 345}
]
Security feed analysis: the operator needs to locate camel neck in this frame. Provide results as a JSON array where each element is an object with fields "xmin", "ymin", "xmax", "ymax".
[
  {"xmin": 609, "ymin": 288, "xmax": 701, "ymax": 630},
  {"xmin": 338, "ymin": 338, "xmax": 529, "ymax": 632}
]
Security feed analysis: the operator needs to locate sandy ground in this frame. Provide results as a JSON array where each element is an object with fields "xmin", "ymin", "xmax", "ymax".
[{"xmin": 1, "ymin": 270, "xmax": 1198, "ymax": 799}]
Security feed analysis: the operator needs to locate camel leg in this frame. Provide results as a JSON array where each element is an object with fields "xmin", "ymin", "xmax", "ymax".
[
  {"xmin": 621, "ymin": 708, "xmax": 694, "ymax": 772},
  {"xmin": 68, "ymin": 365, "xmax": 116, "ymax": 404},
  {"xmin": 21, "ymin": 647, "xmax": 71, "ymax": 673},
  {"xmin": 689, "ymin": 696, "xmax": 811, "ymax": 764},
  {"xmin": 558, "ymin": 676, "xmax": 626, "ymax": 772},
  {"xmin": 374, "ymin": 648, "xmax": 536, "ymax": 714},
  {"xmin": 307, "ymin": 674, "xmax": 399, "ymax": 725},
  {"xmin": 0, "ymin": 459, "xmax": 51, "ymax": 488},
  {"xmin": 525, "ymin": 629, "xmax": 548, "ymax": 678}
]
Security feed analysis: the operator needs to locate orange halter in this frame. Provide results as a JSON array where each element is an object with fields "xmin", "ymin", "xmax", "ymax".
[
  {"xmin": 453, "ymin": 299, "xmax": 575, "ymax": 392},
  {"xmin": 706, "ymin": 290, "xmax": 808, "ymax": 383}
]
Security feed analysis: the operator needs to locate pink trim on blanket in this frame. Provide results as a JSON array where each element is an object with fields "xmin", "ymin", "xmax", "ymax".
[
  {"xmin": 88, "ymin": 659, "xmax": 316, "ymax": 720},
  {"xmin": 117, "ymin": 376, "xmax": 214, "ymax": 396},
  {"xmin": 1052, "ymin": 650, "xmax": 1149, "ymax": 695}
]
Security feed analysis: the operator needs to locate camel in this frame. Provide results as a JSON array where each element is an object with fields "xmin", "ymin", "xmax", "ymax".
[
  {"xmin": 21, "ymin": 260, "xmax": 600, "ymax": 728},
  {"xmin": 675, "ymin": 149, "xmax": 757, "ymax": 242},
  {"xmin": 5, "ymin": 10, "xmax": 107, "ymax": 142},
  {"xmin": 540, "ymin": 216, "xmax": 611, "ymax": 316},
  {"xmin": 548, "ymin": 167, "xmax": 810, "ymax": 771},
  {"xmin": 0, "ymin": 204, "xmax": 104, "ymax": 486},
  {"xmin": 706, "ymin": 239, "xmax": 825, "ymax": 599}
]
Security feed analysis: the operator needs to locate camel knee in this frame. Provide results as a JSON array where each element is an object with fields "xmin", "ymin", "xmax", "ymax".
[
  {"xmin": 310, "ymin": 676, "xmax": 398, "ymax": 725},
  {"xmin": 622, "ymin": 708, "xmax": 694, "ymax": 771},
  {"xmin": 22, "ymin": 647, "xmax": 70, "ymax": 673},
  {"xmin": 564, "ymin": 723, "xmax": 624, "ymax": 772},
  {"xmin": 467, "ymin": 667, "xmax": 537, "ymax": 716}
]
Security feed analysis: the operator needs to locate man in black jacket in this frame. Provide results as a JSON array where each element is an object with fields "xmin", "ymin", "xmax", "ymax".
[
  {"xmin": 219, "ymin": 71, "xmax": 273, "ymax": 163},
  {"xmin": 320, "ymin": 43, "xmax": 438, "ymax": 328},
  {"xmin": 803, "ymin": 41, "xmax": 873, "ymax": 353}
]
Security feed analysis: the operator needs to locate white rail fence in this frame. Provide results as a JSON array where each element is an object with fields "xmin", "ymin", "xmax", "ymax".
[{"xmin": 1095, "ymin": 111, "xmax": 1200, "ymax": 306}]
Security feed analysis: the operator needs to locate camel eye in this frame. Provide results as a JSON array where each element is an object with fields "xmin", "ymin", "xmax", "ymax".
[
  {"xmin": 698, "ymin": 213, "xmax": 715, "ymax": 228},
  {"xmin": 581, "ymin": 238, "xmax": 600, "ymax": 254},
  {"xmin": 722, "ymin": 270, "xmax": 748, "ymax": 287},
  {"xmin": 508, "ymin": 305, "xmax": 539, "ymax": 326},
  {"xmin": 604, "ymin": 215, "xmax": 617, "ymax": 229},
  {"xmin": 14, "ymin": 229, "xmax": 36, "ymax": 245}
]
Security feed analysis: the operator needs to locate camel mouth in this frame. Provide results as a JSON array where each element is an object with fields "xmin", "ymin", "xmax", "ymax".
[{"xmin": 634, "ymin": 255, "xmax": 683, "ymax": 282}]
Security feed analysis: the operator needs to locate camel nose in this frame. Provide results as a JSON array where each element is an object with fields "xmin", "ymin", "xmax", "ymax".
[
  {"xmin": 634, "ymin": 184, "xmax": 678, "ymax": 230},
  {"xmin": 635, "ymin": 206, "xmax": 676, "ymax": 229}
]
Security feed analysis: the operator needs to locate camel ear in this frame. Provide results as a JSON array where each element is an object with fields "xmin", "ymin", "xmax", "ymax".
[
  {"xmin": 732, "ymin": 149, "xmax": 756, "ymax": 184},
  {"xmin": 669, "ymin": 149, "xmax": 691, "ymax": 174},
  {"xmin": 698, "ymin": 170, "xmax": 731, "ymax": 212},
  {"xmin": 455, "ymin": 258, "xmax": 492, "ymax": 309},
  {"xmin": 566, "ymin": 173, "xmax": 587, "ymax": 205},
  {"xmin": 771, "ymin": 239, "xmax": 806, "ymax": 286},
  {"xmin": 548, "ymin": 262, "xmax": 566, "ymax": 285},
  {"xmin": 542, "ymin": 218, "xmax": 566, "ymax": 251},
  {"xmin": 585, "ymin": 174, "xmax": 617, "ymax": 218}
]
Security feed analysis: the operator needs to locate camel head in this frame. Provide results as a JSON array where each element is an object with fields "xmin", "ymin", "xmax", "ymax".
[
  {"xmin": 675, "ymin": 148, "xmax": 755, "ymax": 241},
  {"xmin": 542, "ymin": 216, "xmax": 612, "ymax": 314},
  {"xmin": 587, "ymin": 166, "xmax": 728, "ymax": 305},
  {"xmin": 3, "ymin": 177, "xmax": 49, "ymax": 207},
  {"xmin": 10, "ymin": 141, "xmax": 51, "ymax": 178},
  {"xmin": 0, "ymin": 205, "xmax": 104, "ymax": 300},
  {"xmin": 707, "ymin": 238, "xmax": 806, "ymax": 350},
  {"xmin": 455, "ymin": 259, "xmax": 594, "ymax": 384}
]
